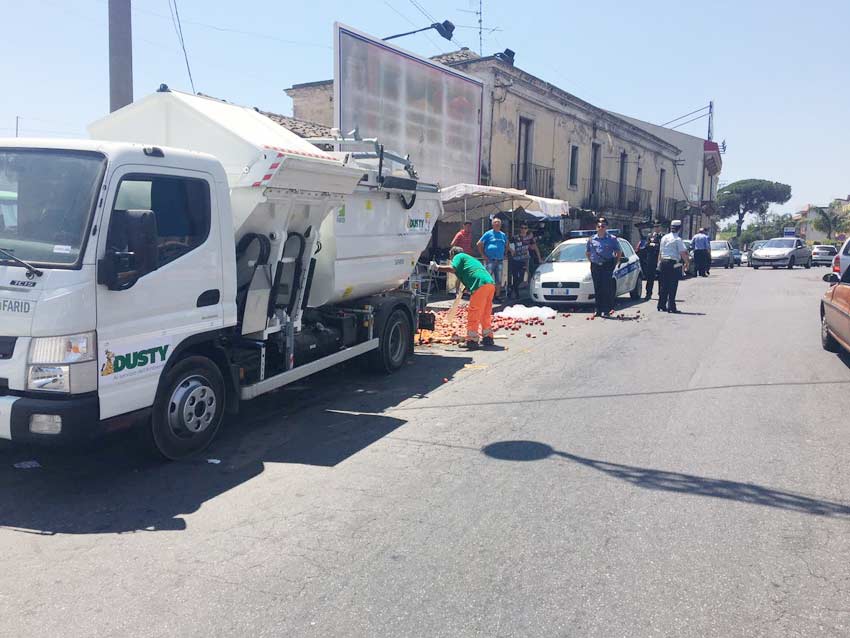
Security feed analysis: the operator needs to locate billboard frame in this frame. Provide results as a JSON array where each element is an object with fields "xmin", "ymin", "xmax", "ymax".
[{"xmin": 333, "ymin": 22, "xmax": 484, "ymax": 185}]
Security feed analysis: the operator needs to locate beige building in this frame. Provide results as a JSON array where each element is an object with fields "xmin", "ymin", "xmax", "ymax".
[{"xmin": 286, "ymin": 48, "xmax": 721, "ymax": 243}]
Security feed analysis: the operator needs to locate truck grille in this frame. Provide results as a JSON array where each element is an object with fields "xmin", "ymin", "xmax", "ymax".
[{"xmin": 0, "ymin": 337, "xmax": 16, "ymax": 360}]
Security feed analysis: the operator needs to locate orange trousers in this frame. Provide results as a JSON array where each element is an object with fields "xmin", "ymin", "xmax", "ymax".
[{"xmin": 467, "ymin": 283, "xmax": 495, "ymax": 341}]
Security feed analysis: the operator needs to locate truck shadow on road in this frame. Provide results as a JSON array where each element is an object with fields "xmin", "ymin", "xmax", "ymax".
[
  {"xmin": 0, "ymin": 353, "xmax": 470, "ymax": 535},
  {"xmin": 482, "ymin": 440, "xmax": 850, "ymax": 519}
]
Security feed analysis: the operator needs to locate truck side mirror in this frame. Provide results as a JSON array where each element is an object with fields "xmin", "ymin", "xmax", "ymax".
[
  {"xmin": 823, "ymin": 272, "xmax": 840, "ymax": 285},
  {"xmin": 98, "ymin": 209, "xmax": 159, "ymax": 291}
]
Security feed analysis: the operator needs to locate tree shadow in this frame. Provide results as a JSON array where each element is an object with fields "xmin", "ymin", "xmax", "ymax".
[
  {"xmin": 482, "ymin": 440, "xmax": 850, "ymax": 519},
  {"xmin": 0, "ymin": 353, "xmax": 470, "ymax": 535}
]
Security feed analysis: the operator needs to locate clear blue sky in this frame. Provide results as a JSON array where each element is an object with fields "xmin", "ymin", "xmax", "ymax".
[{"xmin": 3, "ymin": 0, "xmax": 848, "ymax": 213}]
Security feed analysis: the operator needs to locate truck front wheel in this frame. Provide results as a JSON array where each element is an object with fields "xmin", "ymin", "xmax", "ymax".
[
  {"xmin": 148, "ymin": 356, "xmax": 225, "ymax": 460},
  {"xmin": 369, "ymin": 308, "xmax": 412, "ymax": 373}
]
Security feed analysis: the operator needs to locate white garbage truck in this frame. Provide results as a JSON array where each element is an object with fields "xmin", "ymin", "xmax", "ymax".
[{"xmin": 0, "ymin": 88, "xmax": 441, "ymax": 458}]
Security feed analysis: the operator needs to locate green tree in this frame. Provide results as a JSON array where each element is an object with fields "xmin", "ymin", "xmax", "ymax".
[
  {"xmin": 717, "ymin": 179, "xmax": 792, "ymax": 241},
  {"xmin": 810, "ymin": 203, "xmax": 850, "ymax": 240}
]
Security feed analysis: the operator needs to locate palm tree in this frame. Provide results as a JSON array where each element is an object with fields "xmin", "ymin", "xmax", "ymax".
[{"xmin": 811, "ymin": 204, "xmax": 850, "ymax": 240}]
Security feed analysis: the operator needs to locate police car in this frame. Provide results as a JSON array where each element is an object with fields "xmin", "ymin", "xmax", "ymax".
[{"xmin": 530, "ymin": 233, "xmax": 643, "ymax": 305}]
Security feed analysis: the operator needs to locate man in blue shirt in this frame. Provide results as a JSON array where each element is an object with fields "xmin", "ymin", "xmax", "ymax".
[
  {"xmin": 585, "ymin": 216, "xmax": 622, "ymax": 316},
  {"xmin": 477, "ymin": 217, "xmax": 511, "ymax": 300},
  {"xmin": 691, "ymin": 227, "xmax": 711, "ymax": 277}
]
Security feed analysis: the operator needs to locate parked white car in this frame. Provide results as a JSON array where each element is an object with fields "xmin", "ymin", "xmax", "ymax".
[
  {"xmin": 750, "ymin": 237, "xmax": 812, "ymax": 269},
  {"xmin": 812, "ymin": 244, "xmax": 837, "ymax": 266},
  {"xmin": 530, "ymin": 237, "xmax": 642, "ymax": 305}
]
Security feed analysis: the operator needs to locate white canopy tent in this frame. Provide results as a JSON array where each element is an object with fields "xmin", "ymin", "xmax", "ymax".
[{"xmin": 440, "ymin": 184, "xmax": 569, "ymax": 223}]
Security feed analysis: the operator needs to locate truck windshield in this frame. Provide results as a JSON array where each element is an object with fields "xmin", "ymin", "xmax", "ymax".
[{"xmin": 0, "ymin": 149, "xmax": 105, "ymax": 266}]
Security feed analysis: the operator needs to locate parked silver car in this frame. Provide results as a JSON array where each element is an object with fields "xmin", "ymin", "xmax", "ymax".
[
  {"xmin": 751, "ymin": 237, "xmax": 812, "ymax": 269},
  {"xmin": 812, "ymin": 244, "xmax": 837, "ymax": 266},
  {"xmin": 710, "ymin": 240, "xmax": 735, "ymax": 269}
]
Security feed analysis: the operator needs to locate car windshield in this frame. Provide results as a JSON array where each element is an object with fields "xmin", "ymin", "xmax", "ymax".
[
  {"xmin": 0, "ymin": 149, "xmax": 106, "ymax": 266},
  {"xmin": 710, "ymin": 241, "xmax": 727, "ymax": 250},
  {"xmin": 764, "ymin": 239, "xmax": 795, "ymax": 249},
  {"xmin": 546, "ymin": 243, "xmax": 587, "ymax": 263}
]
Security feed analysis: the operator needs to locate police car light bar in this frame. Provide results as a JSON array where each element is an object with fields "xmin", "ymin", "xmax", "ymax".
[{"xmin": 569, "ymin": 229, "xmax": 622, "ymax": 238}]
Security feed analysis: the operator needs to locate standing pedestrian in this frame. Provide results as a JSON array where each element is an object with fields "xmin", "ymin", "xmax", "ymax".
[
  {"xmin": 585, "ymin": 216, "xmax": 622, "ymax": 317},
  {"xmin": 430, "ymin": 246, "xmax": 496, "ymax": 349},
  {"xmin": 450, "ymin": 221, "xmax": 474, "ymax": 254},
  {"xmin": 657, "ymin": 220, "xmax": 690, "ymax": 313},
  {"xmin": 477, "ymin": 217, "xmax": 510, "ymax": 301},
  {"xmin": 691, "ymin": 227, "xmax": 711, "ymax": 277},
  {"xmin": 509, "ymin": 222, "xmax": 542, "ymax": 299},
  {"xmin": 637, "ymin": 220, "xmax": 664, "ymax": 299}
]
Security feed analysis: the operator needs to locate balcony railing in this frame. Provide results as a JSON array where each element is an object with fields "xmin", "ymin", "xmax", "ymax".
[
  {"xmin": 511, "ymin": 162, "xmax": 554, "ymax": 198},
  {"xmin": 582, "ymin": 178, "xmax": 653, "ymax": 213}
]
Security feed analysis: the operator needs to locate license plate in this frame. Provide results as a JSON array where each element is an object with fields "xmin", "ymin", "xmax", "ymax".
[{"xmin": 549, "ymin": 288, "xmax": 570, "ymax": 295}]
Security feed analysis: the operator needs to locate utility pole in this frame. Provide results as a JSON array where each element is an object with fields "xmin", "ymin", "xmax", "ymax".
[
  {"xmin": 15, "ymin": 116, "xmax": 20, "ymax": 138},
  {"xmin": 108, "ymin": 0, "xmax": 133, "ymax": 112},
  {"xmin": 707, "ymin": 100, "xmax": 714, "ymax": 141}
]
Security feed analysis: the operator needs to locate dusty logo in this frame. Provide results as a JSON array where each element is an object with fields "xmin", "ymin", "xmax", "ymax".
[
  {"xmin": 9, "ymin": 280, "xmax": 36, "ymax": 288},
  {"xmin": 100, "ymin": 345, "xmax": 169, "ymax": 376}
]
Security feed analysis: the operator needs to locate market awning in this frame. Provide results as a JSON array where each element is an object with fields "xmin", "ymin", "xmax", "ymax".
[{"xmin": 440, "ymin": 184, "xmax": 569, "ymax": 223}]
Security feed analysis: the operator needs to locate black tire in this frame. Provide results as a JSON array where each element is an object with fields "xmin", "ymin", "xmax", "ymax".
[
  {"xmin": 822, "ymin": 314, "xmax": 840, "ymax": 352},
  {"xmin": 368, "ymin": 308, "xmax": 412, "ymax": 373},
  {"xmin": 753, "ymin": 266, "xmax": 760, "ymax": 270},
  {"xmin": 630, "ymin": 274, "xmax": 643, "ymax": 300},
  {"xmin": 147, "ymin": 356, "xmax": 226, "ymax": 460},
  {"xmin": 787, "ymin": 257, "xmax": 795, "ymax": 270},
  {"xmin": 805, "ymin": 259, "xmax": 811, "ymax": 269}
]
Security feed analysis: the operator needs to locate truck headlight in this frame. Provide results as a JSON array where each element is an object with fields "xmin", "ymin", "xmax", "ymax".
[
  {"xmin": 27, "ymin": 365, "xmax": 70, "ymax": 392},
  {"xmin": 29, "ymin": 332, "xmax": 96, "ymax": 364},
  {"xmin": 27, "ymin": 332, "xmax": 96, "ymax": 393}
]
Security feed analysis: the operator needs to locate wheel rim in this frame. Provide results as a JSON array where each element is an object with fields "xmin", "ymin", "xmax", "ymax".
[
  {"xmin": 387, "ymin": 320, "xmax": 407, "ymax": 366},
  {"xmin": 167, "ymin": 375, "xmax": 217, "ymax": 438}
]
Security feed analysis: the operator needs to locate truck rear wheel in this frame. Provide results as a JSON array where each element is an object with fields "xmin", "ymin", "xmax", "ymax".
[
  {"xmin": 369, "ymin": 308, "xmax": 411, "ymax": 373},
  {"xmin": 148, "ymin": 356, "xmax": 225, "ymax": 460}
]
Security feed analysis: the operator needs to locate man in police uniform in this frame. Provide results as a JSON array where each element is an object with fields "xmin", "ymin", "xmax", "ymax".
[
  {"xmin": 657, "ymin": 219, "xmax": 690, "ymax": 313},
  {"xmin": 691, "ymin": 227, "xmax": 711, "ymax": 276},
  {"xmin": 637, "ymin": 220, "xmax": 664, "ymax": 300},
  {"xmin": 585, "ymin": 216, "xmax": 622, "ymax": 317}
]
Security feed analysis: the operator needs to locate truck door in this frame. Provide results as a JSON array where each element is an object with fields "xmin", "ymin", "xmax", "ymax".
[{"xmin": 96, "ymin": 166, "xmax": 224, "ymax": 420}]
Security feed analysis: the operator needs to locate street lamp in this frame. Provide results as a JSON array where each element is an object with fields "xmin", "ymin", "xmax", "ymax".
[{"xmin": 383, "ymin": 20, "xmax": 455, "ymax": 42}]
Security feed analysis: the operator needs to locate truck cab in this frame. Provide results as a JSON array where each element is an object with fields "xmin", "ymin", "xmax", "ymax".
[{"xmin": 0, "ymin": 139, "xmax": 235, "ymax": 448}]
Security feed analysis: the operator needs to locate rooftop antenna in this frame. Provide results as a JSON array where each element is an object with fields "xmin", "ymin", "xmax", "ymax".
[{"xmin": 458, "ymin": 0, "xmax": 495, "ymax": 55}]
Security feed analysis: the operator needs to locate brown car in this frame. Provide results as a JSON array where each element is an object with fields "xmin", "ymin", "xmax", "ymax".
[{"xmin": 821, "ymin": 271, "xmax": 850, "ymax": 352}]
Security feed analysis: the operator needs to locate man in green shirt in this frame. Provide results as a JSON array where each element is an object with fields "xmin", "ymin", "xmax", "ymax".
[{"xmin": 430, "ymin": 246, "xmax": 496, "ymax": 349}]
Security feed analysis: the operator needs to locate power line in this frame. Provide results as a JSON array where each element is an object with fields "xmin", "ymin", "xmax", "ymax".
[
  {"xmin": 168, "ymin": 0, "xmax": 195, "ymax": 93},
  {"xmin": 660, "ymin": 105, "xmax": 709, "ymax": 127},
  {"xmin": 407, "ymin": 0, "xmax": 470, "ymax": 50},
  {"xmin": 669, "ymin": 112, "xmax": 710, "ymax": 131}
]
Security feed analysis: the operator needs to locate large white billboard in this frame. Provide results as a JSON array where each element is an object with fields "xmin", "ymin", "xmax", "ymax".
[{"xmin": 334, "ymin": 23, "xmax": 483, "ymax": 187}]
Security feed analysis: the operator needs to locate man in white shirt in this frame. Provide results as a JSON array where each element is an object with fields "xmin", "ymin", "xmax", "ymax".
[{"xmin": 657, "ymin": 220, "xmax": 690, "ymax": 313}]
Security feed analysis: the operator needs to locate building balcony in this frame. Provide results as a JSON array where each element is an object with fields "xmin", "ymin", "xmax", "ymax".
[
  {"xmin": 581, "ymin": 178, "xmax": 653, "ymax": 214},
  {"xmin": 511, "ymin": 162, "xmax": 554, "ymax": 198}
]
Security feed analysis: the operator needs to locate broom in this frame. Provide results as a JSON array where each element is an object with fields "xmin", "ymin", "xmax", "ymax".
[{"xmin": 446, "ymin": 286, "xmax": 465, "ymax": 322}]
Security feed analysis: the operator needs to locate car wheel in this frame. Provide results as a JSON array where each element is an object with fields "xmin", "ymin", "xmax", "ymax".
[
  {"xmin": 822, "ymin": 314, "xmax": 840, "ymax": 352},
  {"xmin": 147, "ymin": 356, "xmax": 226, "ymax": 461},
  {"xmin": 787, "ymin": 257, "xmax": 795, "ymax": 269},
  {"xmin": 630, "ymin": 273, "xmax": 643, "ymax": 300},
  {"xmin": 753, "ymin": 266, "xmax": 760, "ymax": 270},
  {"xmin": 805, "ymin": 259, "xmax": 811, "ymax": 269}
]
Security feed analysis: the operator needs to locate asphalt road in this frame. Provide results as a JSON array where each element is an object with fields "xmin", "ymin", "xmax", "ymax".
[{"xmin": 2, "ymin": 265, "xmax": 850, "ymax": 638}]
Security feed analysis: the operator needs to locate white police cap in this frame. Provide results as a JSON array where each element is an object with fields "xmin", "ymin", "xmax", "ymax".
[{"xmin": 671, "ymin": 219, "xmax": 682, "ymax": 227}]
